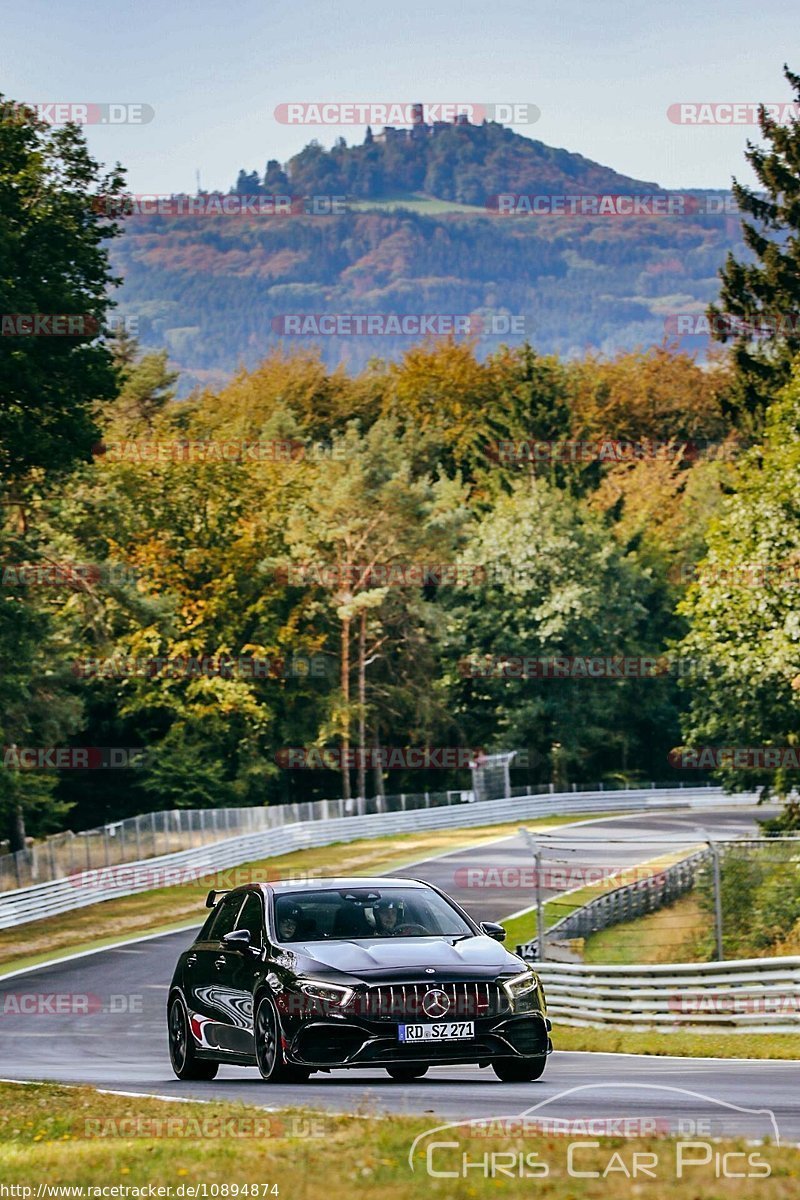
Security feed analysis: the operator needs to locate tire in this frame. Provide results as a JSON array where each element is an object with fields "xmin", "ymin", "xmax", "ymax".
[
  {"xmin": 254, "ymin": 995, "xmax": 310, "ymax": 1083},
  {"xmin": 492, "ymin": 1055, "xmax": 547, "ymax": 1082},
  {"xmin": 386, "ymin": 1065, "xmax": 429, "ymax": 1082},
  {"xmin": 168, "ymin": 997, "xmax": 219, "ymax": 1081}
]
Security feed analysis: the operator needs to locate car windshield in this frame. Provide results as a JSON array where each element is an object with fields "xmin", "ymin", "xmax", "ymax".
[{"xmin": 272, "ymin": 886, "xmax": 474, "ymax": 942}]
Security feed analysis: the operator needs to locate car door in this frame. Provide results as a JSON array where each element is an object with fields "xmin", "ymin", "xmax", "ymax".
[
  {"xmin": 212, "ymin": 889, "xmax": 266, "ymax": 1056},
  {"xmin": 186, "ymin": 890, "xmax": 246, "ymax": 1054}
]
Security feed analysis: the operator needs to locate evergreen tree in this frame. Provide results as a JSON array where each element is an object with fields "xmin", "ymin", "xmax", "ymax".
[{"xmin": 708, "ymin": 65, "xmax": 800, "ymax": 432}]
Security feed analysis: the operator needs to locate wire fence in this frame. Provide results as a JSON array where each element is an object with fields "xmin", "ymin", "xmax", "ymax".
[
  {"xmin": 0, "ymin": 777, "xmax": 705, "ymax": 892},
  {"xmin": 513, "ymin": 830, "xmax": 800, "ymax": 964},
  {"xmin": 543, "ymin": 849, "xmax": 711, "ymax": 941},
  {"xmin": 0, "ymin": 790, "xmax": 473, "ymax": 892}
]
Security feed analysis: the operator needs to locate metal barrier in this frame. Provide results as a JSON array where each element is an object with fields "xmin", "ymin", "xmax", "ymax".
[
  {"xmin": 0, "ymin": 790, "xmax": 475, "ymax": 891},
  {"xmin": 535, "ymin": 956, "xmax": 800, "ymax": 1032},
  {"xmin": 0, "ymin": 779, "xmax": 717, "ymax": 892},
  {"xmin": 0, "ymin": 785, "xmax": 734, "ymax": 928}
]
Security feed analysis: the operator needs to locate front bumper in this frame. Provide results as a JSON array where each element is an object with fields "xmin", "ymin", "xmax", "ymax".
[{"xmin": 282, "ymin": 1010, "xmax": 552, "ymax": 1069}]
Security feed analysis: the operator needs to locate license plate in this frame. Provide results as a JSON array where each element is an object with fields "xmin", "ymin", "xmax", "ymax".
[{"xmin": 398, "ymin": 1021, "xmax": 475, "ymax": 1041}]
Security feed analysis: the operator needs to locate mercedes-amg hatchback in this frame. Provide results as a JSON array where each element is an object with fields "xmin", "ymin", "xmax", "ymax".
[{"xmin": 168, "ymin": 877, "xmax": 551, "ymax": 1083}]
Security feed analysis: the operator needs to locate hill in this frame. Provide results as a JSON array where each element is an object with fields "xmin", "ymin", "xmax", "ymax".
[{"xmin": 109, "ymin": 122, "xmax": 746, "ymax": 391}]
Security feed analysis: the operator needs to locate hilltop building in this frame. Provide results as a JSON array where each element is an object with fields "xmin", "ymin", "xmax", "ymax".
[{"xmin": 373, "ymin": 103, "xmax": 472, "ymax": 144}]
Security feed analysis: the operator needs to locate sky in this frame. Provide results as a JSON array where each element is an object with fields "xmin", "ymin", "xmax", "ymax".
[{"xmin": 2, "ymin": 0, "xmax": 798, "ymax": 194}]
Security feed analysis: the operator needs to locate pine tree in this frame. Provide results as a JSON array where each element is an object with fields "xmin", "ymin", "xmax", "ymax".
[{"xmin": 707, "ymin": 65, "xmax": 800, "ymax": 432}]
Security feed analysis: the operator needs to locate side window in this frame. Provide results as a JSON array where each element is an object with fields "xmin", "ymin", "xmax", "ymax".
[
  {"xmin": 196, "ymin": 909, "xmax": 218, "ymax": 942},
  {"xmin": 207, "ymin": 892, "xmax": 244, "ymax": 941},
  {"xmin": 236, "ymin": 892, "xmax": 264, "ymax": 946}
]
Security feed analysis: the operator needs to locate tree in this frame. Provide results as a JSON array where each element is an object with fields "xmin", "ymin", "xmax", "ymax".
[
  {"xmin": 264, "ymin": 159, "xmax": 289, "ymax": 191},
  {"xmin": 235, "ymin": 169, "xmax": 261, "ymax": 195},
  {"xmin": 443, "ymin": 478, "xmax": 659, "ymax": 782},
  {"xmin": 106, "ymin": 336, "xmax": 178, "ymax": 430},
  {"xmin": 0, "ymin": 97, "xmax": 126, "ymax": 488},
  {"xmin": 707, "ymin": 66, "xmax": 800, "ymax": 430},
  {"xmin": 281, "ymin": 418, "xmax": 467, "ymax": 799},
  {"xmin": 0, "ymin": 96, "xmax": 125, "ymax": 848},
  {"xmin": 0, "ymin": 591, "xmax": 79, "ymax": 850},
  {"xmin": 676, "ymin": 360, "xmax": 800, "ymax": 814}
]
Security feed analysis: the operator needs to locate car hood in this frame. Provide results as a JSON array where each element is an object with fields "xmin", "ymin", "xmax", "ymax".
[{"xmin": 293, "ymin": 934, "xmax": 518, "ymax": 979}]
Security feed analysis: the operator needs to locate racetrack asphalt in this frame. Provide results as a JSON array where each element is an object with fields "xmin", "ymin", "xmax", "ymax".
[{"xmin": 1, "ymin": 806, "xmax": 796, "ymax": 1141}]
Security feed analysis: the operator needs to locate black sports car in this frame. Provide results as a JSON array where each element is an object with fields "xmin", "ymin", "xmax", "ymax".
[{"xmin": 168, "ymin": 876, "xmax": 551, "ymax": 1083}]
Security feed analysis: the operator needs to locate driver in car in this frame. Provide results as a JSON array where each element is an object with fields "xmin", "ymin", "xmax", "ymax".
[
  {"xmin": 373, "ymin": 897, "xmax": 413, "ymax": 935},
  {"xmin": 277, "ymin": 905, "xmax": 302, "ymax": 940}
]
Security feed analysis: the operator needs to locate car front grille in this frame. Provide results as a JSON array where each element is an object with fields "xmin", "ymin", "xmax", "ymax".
[{"xmin": 347, "ymin": 981, "xmax": 510, "ymax": 1022}]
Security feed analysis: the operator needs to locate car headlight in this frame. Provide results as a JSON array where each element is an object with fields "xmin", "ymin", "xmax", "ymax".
[
  {"xmin": 299, "ymin": 979, "xmax": 354, "ymax": 1007},
  {"xmin": 502, "ymin": 969, "xmax": 545, "ymax": 1013}
]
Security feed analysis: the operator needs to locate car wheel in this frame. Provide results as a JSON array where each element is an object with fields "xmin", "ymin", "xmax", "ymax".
[
  {"xmin": 254, "ymin": 995, "xmax": 310, "ymax": 1083},
  {"xmin": 168, "ymin": 997, "xmax": 218, "ymax": 1080},
  {"xmin": 386, "ymin": 1065, "xmax": 429, "ymax": 1082},
  {"xmin": 492, "ymin": 1055, "xmax": 547, "ymax": 1082}
]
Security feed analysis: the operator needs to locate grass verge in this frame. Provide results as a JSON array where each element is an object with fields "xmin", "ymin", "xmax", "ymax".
[
  {"xmin": 552, "ymin": 1023, "xmax": 800, "ymax": 1059},
  {"xmin": 0, "ymin": 1081, "xmax": 796, "ymax": 1198},
  {"xmin": 581, "ymin": 891, "xmax": 707, "ymax": 965}
]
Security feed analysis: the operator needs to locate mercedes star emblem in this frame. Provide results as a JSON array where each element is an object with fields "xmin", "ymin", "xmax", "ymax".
[{"xmin": 422, "ymin": 987, "xmax": 451, "ymax": 1018}]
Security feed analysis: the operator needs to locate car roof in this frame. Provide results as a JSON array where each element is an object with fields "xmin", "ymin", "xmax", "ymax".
[{"xmin": 267, "ymin": 876, "xmax": 430, "ymax": 893}]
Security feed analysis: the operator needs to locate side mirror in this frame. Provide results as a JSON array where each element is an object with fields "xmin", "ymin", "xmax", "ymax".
[
  {"xmin": 480, "ymin": 921, "xmax": 507, "ymax": 942},
  {"xmin": 222, "ymin": 929, "xmax": 252, "ymax": 951}
]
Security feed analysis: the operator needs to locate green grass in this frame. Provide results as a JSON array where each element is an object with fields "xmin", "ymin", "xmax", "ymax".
[
  {"xmin": 553, "ymin": 1023, "xmax": 800, "ymax": 1059},
  {"xmin": 581, "ymin": 891, "xmax": 708, "ymax": 965},
  {"xmin": 1, "ymin": 1081, "xmax": 797, "ymax": 1198},
  {"xmin": 349, "ymin": 193, "xmax": 489, "ymax": 215}
]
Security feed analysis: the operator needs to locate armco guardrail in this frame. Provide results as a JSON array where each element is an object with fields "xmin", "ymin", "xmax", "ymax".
[
  {"xmin": 0, "ymin": 778, "xmax": 705, "ymax": 891},
  {"xmin": 0, "ymin": 790, "xmax": 474, "ymax": 890},
  {"xmin": 0, "ymin": 786, "xmax": 737, "ymax": 929},
  {"xmin": 535, "ymin": 957, "xmax": 800, "ymax": 1032}
]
